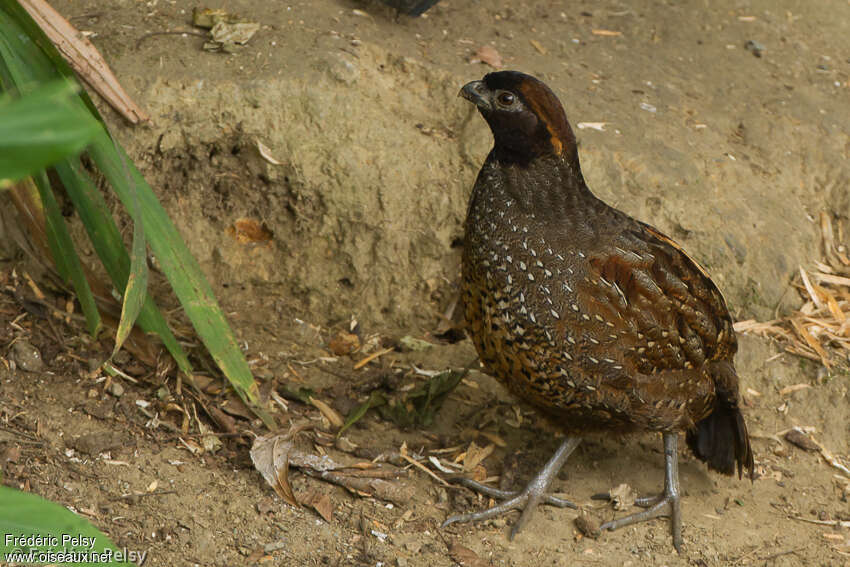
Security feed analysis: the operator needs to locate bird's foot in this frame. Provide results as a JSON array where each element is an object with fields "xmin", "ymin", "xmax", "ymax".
[
  {"xmin": 599, "ymin": 490, "xmax": 681, "ymax": 550},
  {"xmin": 441, "ymin": 476, "xmax": 577, "ymax": 539},
  {"xmin": 441, "ymin": 437, "xmax": 581, "ymax": 539},
  {"xmin": 599, "ymin": 433, "xmax": 683, "ymax": 552}
]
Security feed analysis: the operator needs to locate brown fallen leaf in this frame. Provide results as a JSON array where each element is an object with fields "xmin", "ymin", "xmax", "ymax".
[
  {"xmin": 299, "ymin": 489, "xmax": 334, "ymax": 523},
  {"xmin": 204, "ymin": 404, "xmax": 238, "ymax": 434},
  {"xmin": 462, "ymin": 442, "xmax": 494, "ymax": 473},
  {"xmin": 272, "ymin": 434, "xmax": 298, "ymax": 507},
  {"xmin": 250, "ymin": 421, "xmax": 313, "ymax": 507},
  {"xmin": 784, "ymin": 428, "xmax": 819, "ymax": 452},
  {"xmin": 218, "ymin": 393, "xmax": 256, "ymax": 420},
  {"xmin": 608, "ymin": 483, "xmax": 636, "ymax": 511},
  {"xmin": 309, "ymin": 396, "xmax": 344, "ymax": 428},
  {"xmin": 448, "ymin": 542, "xmax": 492, "ymax": 567},
  {"xmin": 469, "ymin": 45, "xmax": 503, "ymax": 69},
  {"xmin": 251, "ymin": 430, "xmax": 413, "ymax": 505},
  {"xmin": 227, "ymin": 218, "xmax": 273, "ymax": 244},
  {"xmin": 328, "ymin": 331, "xmax": 360, "ymax": 356}
]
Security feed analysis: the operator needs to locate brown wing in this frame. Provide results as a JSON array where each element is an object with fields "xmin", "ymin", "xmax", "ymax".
[{"xmin": 584, "ymin": 221, "xmax": 737, "ymax": 376}]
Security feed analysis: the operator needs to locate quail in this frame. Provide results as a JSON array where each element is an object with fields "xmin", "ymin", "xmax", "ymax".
[{"xmin": 444, "ymin": 71, "xmax": 754, "ymax": 551}]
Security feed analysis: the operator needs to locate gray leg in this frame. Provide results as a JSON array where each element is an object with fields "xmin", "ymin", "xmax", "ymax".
[
  {"xmin": 600, "ymin": 432, "xmax": 683, "ymax": 552},
  {"xmin": 442, "ymin": 436, "xmax": 581, "ymax": 540}
]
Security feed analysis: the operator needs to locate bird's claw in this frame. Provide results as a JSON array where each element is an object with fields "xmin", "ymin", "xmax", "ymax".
[
  {"xmin": 447, "ymin": 476, "xmax": 577, "ymax": 508},
  {"xmin": 599, "ymin": 491, "xmax": 682, "ymax": 551},
  {"xmin": 597, "ymin": 433, "xmax": 683, "ymax": 552},
  {"xmin": 441, "ymin": 478, "xmax": 576, "ymax": 539},
  {"xmin": 441, "ymin": 437, "xmax": 581, "ymax": 539}
]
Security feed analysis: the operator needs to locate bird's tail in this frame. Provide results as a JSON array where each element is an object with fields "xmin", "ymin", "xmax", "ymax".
[{"xmin": 686, "ymin": 361, "xmax": 754, "ymax": 479}]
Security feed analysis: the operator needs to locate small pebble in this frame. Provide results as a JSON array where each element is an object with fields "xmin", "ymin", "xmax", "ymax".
[
  {"xmin": 784, "ymin": 429, "xmax": 819, "ymax": 452},
  {"xmin": 107, "ymin": 382, "xmax": 125, "ymax": 397},
  {"xmin": 744, "ymin": 40, "xmax": 765, "ymax": 57},
  {"xmin": 264, "ymin": 540, "xmax": 286, "ymax": 553},
  {"xmin": 11, "ymin": 340, "xmax": 45, "ymax": 372}
]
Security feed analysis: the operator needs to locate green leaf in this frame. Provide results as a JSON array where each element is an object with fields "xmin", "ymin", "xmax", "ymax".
[
  {"xmin": 0, "ymin": 1, "xmax": 267, "ymax": 424},
  {"xmin": 343, "ymin": 370, "xmax": 467, "ymax": 431},
  {"xmin": 109, "ymin": 139, "xmax": 148, "ymax": 358},
  {"xmin": 86, "ymin": 132, "xmax": 263, "ymax": 411},
  {"xmin": 0, "ymin": 485, "xmax": 137, "ymax": 566},
  {"xmin": 281, "ymin": 385, "xmax": 317, "ymax": 405},
  {"xmin": 32, "ymin": 171, "xmax": 102, "ymax": 336},
  {"xmin": 53, "ymin": 160, "xmax": 191, "ymax": 371},
  {"xmin": 338, "ymin": 391, "xmax": 387, "ymax": 437},
  {"xmin": 0, "ymin": 3, "xmax": 102, "ymax": 117},
  {"xmin": 0, "ymin": 80, "xmax": 98, "ymax": 186}
]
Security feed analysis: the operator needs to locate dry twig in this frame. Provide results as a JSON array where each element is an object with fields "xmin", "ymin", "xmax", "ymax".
[{"xmin": 735, "ymin": 212, "xmax": 850, "ymax": 368}]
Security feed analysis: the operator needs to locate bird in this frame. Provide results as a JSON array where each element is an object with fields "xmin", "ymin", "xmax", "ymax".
[
  {"xmin": 443, "ymin": 70, "xmax": 754, "ymax": 551},
  {"xmin": 380, "ymin": 0, "xmax": 440, "ymax": 16}
]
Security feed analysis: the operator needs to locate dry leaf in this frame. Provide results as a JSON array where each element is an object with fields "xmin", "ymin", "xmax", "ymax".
[
  {"xmin": 790, "ymin": 318, "xmax": 831, "ymax": 368},
  {"xmin": 309, "ymin": 396, "xmax": 344, "ymax": 428},
  {"xmin": 462, "ymin": 442, "xmax": 495, "ymax": 472},
  {"xmin": 272, "ymin": 435, "xmax": 298, "ymax": 507},
  {"xmin": 299, "ymin": 489, "xmax": 334, "ymax": 523},
  {"xmin": 210, "ymin": 21, "xmax": 260, "ymax": 45},
  {"xmin": 252, "ymin": 430, "xmax": 414, "ymax": 505},
  {"xmin": 227, "ymin": 218, "xmax": 273, "ymax": 244},
  {"xmin": 250, "ymin": 423, "xmax": 313, "ymax": 507},
  {"xmin": 608, "ymin": 483, "xmax": 635, "ymax": 510},
  {"xmin": 448, "ymin": 542, "xmax": 492, "ymax": 567},
  {"xmin": 799, "ymin": 267, "xmax": 825, "ymax": 310},
  {"xmin": 328, "ymin": 331, "xmax": 360, "ymax": 355},
  {"xmin": 784, "ymin": 428, "xmax": 819, "ymax": 452},
  {"xmin": 470, "ymin": 45, "xmax": 503, "ymax": 68}
]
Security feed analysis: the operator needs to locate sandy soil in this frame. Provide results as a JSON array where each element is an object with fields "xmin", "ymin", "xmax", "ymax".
[{"xmin": 2, "ymin": 0, "xmax": 849, "ymax": 565}]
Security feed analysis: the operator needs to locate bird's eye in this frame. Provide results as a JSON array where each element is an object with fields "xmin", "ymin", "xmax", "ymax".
[{"xmin": 496, "ymin": 92, "xmax": 516, "ymax": 106}]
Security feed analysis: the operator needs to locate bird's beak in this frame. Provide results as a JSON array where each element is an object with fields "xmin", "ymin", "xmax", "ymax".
[{"xmin": 459, "ymin": 80, "xmax": 491, "ymax": 111}]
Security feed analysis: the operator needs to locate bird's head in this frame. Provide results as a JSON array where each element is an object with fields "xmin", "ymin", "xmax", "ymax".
[{"xmin": 460, "ymin": 71, "xmax": 579, "ymax": 167}]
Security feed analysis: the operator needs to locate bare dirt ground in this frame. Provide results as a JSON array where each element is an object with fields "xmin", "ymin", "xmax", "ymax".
[{"xmin": 2, "ymin": 0, "xmax": 850, "ymax": 565}]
